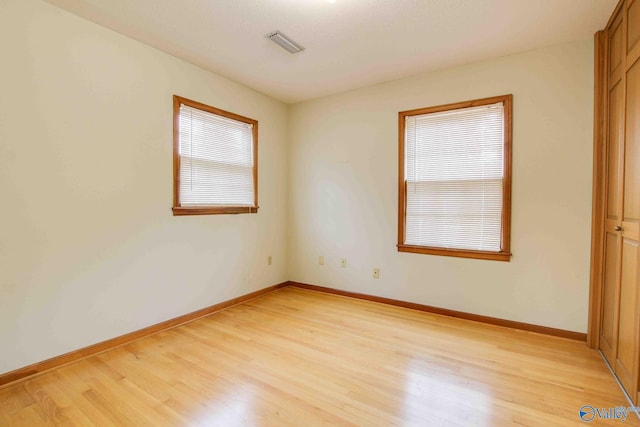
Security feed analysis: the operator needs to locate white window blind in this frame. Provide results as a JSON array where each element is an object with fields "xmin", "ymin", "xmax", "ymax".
[
  {"xmin": 404, "ymin": 102, "xmax": 504, "ymax": 252},
  {"xmin": 178, "ymin": 104, "xmax": 255, "ymax": 207}
]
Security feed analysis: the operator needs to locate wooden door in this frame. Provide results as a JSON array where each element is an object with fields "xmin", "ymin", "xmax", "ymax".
[
  {"xmin": 600, "ymin": 11, "xmax": 625, "ymax": 367},
  {"xmin": 616, "ymin": 0, "xmax": 640, "ymax": 401},
  {"xmin": 599, "ymin": 0, "xmax": 640, "ymax": 403}
]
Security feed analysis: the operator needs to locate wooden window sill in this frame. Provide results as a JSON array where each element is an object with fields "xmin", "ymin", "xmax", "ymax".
[
  {"xmin": 173, "ymin": 206, "xmax": 258, "ymax": 216},
  {"xmin": 397, "ymin": 244, "xmax": 511, "ymax": 261}
]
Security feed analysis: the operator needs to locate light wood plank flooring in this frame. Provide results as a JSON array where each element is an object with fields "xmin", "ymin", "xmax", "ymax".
[{"xmin": 0, "ymin": 286, "xmax": 637, "ymax": 426}]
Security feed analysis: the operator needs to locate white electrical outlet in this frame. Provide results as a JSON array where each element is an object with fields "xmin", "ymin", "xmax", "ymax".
[
  {"xmin": 319, "ymin": 256, "xmax": 325, "ymax": 265},
  {"xmin": 340, "ymin": 258, "xmax": 347, "ymax": 268},
  {"xmin": 267, "ymin": 256, "xmax": 272, "ymax": 266},
  {"xmin": 373, "ymin": 268, "xmax": 380, "ymax": 279}
]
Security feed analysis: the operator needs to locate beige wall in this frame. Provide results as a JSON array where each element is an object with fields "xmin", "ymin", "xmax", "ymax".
[
  {"xmin": 0, "ymin": 0, "xmax": 289, "ymax": 374},
  {"xmin": 0, "ymin": 0, "xmax": 595, "ymax": 376},
  {"xmin": 288, "ymin": 40, "xmax": 594, "ymax": 333}
]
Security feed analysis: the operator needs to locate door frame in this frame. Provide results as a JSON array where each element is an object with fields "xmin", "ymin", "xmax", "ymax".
[{"xmin": 588, "ymin": 29, "xmax": 609, "ymax": 349}]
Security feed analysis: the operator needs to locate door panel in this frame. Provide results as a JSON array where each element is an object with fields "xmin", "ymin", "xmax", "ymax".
[
  {"xmin": 625, "ymin": 59, "xmax": 640, "ymax": 221},
  {"xmin": 611, "ymin": 17, "xmax": 624, "ymax": 78},
  {"xmin": 628, "ymin": 0, "xmax": 640, "ymax": 54},
  {"xmin": 607, "ymin": 82, "xmax": 624, "ymax": 219},
  {"xmin": 628, "ymin": 60, "xmax": 640, "ymax": 186},
  {"xmin": 615, "ymin": 238, "xmax": 639, "ymax": 396},
  {"xmin": 601, "ymin": 231, "xmax": 620, "ymax": 361},
  {"xmin": 601, "ymin": 40, "xmax": 625, "ymax": 369}
]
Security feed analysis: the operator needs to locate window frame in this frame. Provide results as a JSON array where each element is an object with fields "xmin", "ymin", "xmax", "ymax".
[
  {"xmin": 397, "ymin": 94, "xmax": 513, "ymax": 261},
  {"xmin": 172, "ymin": 95, "xmax": 259, "ymax": 216}
]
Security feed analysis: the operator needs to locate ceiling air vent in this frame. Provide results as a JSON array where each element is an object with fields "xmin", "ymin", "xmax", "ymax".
[{"xmin": 266, "ymin": 31, "xmax": 305, "ymax": 54}]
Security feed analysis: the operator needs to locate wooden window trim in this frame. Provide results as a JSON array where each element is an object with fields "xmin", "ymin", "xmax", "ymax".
[
  {"xmin": 172, "ymin": 96, "xmax": 259, "ymax": 216},
  {"xmin": 397, "ymin": 94, "xmax": 513, "ymax": 261}
]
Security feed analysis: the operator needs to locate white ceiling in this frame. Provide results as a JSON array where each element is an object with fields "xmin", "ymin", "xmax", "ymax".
[{"xmin": 45, "ymin": 0, "xmax": 616, "ymax": 104}]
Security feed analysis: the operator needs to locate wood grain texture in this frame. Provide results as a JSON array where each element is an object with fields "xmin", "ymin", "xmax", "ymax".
[
  {"xmin": 289, "ymin": 282, "xmax": 587, "ymax": 341},
  {"xmin": 616, "ymin": 238, "xmax": 640, "ymax": 395},
  {"xmin": 397, "ymin": 94, "xmax": 513, "ymax": 261},
  {"xmin": 397, "ymin": 244, "xmax": 511, "ymax": 261},
  {"xmin": 172, "ymin": 206, "xmax": 259, "ymax": 216},
  {"xmin": 589, "ymin": 30, "xmax": 608, "ymax": 349},
  {"xmin": 594, "ymin": 0, "xmax": 640, "ymax": 403},
  {"xmin": 606, "ymin": 0, "xmax": 626, "ymax": 33},
  {"xmin": 618, "ymin": 21, "xmax": 640, "ymax": 398},
  {"xmin": 0, "ymin": 286, "xmax": 635, "ymax": 426},
  {"xmin": 0, "ymin": 283, "xmax": 288, "ymax": 388},
  {"xmin": 610, "ymin": 13, "xmax": 625, "ymax": 81},
  {"xmin": 627, "ymin": 0, "xmax": 640, "ymax": 58}
]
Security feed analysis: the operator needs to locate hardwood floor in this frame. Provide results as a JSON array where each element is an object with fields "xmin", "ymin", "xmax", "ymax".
[{"xmin": 0, "ymin": 286, "xmax": 637, "ymax": 426}]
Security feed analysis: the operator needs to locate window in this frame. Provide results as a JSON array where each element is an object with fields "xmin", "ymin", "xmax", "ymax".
[
  {"xmin": 173, "ymin": 96, "xmax": 258, "ymax": 215},
  {"xmin": 397, "ymin": 95, "xmax": 512, "ymax": 261}
]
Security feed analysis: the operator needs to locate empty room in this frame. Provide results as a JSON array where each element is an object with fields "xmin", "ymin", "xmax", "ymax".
[{"xmin": 1, "ymin": 0, "xmax": 640, "ymax": 425}]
